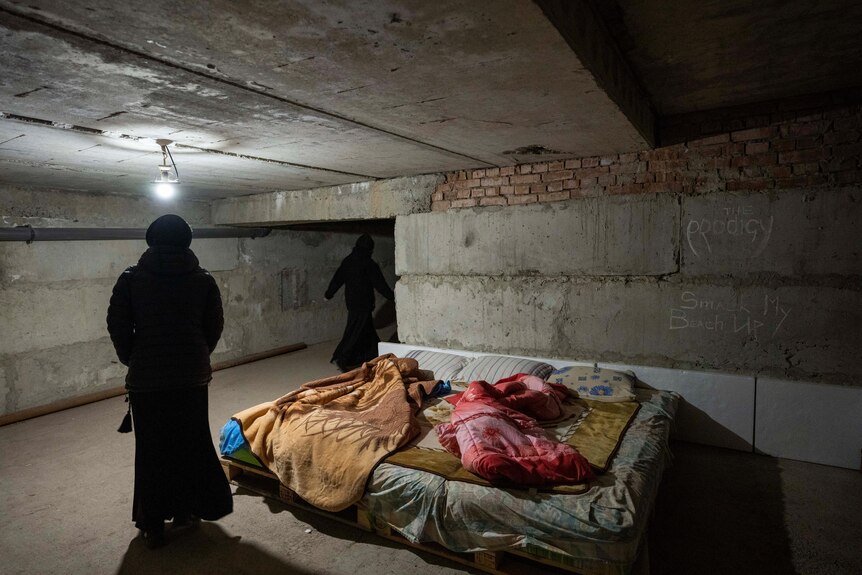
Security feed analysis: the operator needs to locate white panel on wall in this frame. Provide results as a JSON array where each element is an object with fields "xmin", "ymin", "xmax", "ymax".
[
  {"xmin": 379, "ymin": 342, "xmax": 755, "ymax": 451},
  {"xmin": 602, "ymin": 362, "xmax": 755, "ymax": 452},
  {"xmin": 755, "ymin": 377, "xmax": 862, "ymax": 470}
]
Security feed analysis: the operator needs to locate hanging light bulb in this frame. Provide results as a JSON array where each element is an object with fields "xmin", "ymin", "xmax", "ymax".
[{"xmin": 153, "ymin": 138, "xmax": 180, "ymax": 199}]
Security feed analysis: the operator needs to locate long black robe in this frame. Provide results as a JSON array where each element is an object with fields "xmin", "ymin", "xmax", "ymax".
[{"xmin": 325, "ymin": 242, "xmax": 395, "ymax": 369}]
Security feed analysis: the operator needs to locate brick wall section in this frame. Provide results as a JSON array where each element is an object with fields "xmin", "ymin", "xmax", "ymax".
[{"xmin": 430, "ymin": 104, "xmax": 862, "ymax": 211}]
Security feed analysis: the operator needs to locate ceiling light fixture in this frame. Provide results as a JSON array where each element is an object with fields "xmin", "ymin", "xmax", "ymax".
[{"xmin": 154, "ymin": 138, "xmax": 180, "ymax": 199}]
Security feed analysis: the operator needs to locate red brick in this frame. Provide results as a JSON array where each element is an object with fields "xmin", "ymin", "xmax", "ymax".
[
  {"xmin": 542, "ymin": 170, "xmax": 574, "ymax": 182},
  {"xmin": 532, "ymin": 163, "xmax": 549, "ymax": 173},
  {"xmin": 823, "ymin": 130, "xmax": 859, "ymax": 144},
  {"xmin": 597, "ymin": 174, "xmax": 616, "ymax": 186},
  {"xmin": 479, "ymin": 196, "xmax": 507, "ymax": 206},
  {"xmin": 481, "ymin": 176, "xmax": 507, "ymax": 187},
  {"xmin": 745, "ymin": 142, "xmax": 770, "ymax": 155},
  {"xmin": 514, "ymin": 184, "xmax": 531, "ymax": 195},
  {"xmin": 773, "ymin": 139, "xmax": 796, "ymax": 152},
  {"xmin": 731, "ymin": 126, "xmax": 777, "ymax": 141},
  {"xmin": 443, "ymin": 188, "xmax": 459, "ymax": 200},
  {"xmin": 794, "ymin": 138, "xmax": 819, "ymax": 150},
  {"xmin": 508, "ymin": 194, "xmax": 538, "ymax": 206},
  {"xmin": 609, "ymin": 162, "xmax": 639, "ymax": 175},
  {"xmin": 500, "ymin": 166, "xmax": 516, "ymax": 176},
  {"xmin": 471, "ymin": 188, "xmax": 485, "ymax": 198},
  {"xmin": 486, "ymin": 167, "xmax": 500, "ymax": 177},
  {"xmin": 751, "ymin": 153, "xmax": 778, "ymax": 166},
  {"xmin": 431, "ymin": 190, "xmax": 444, "ymax": 201},
  {"xmin": 530, "ymin": 183, "xmax": 548, "ymax": 193},
  {"xmin": 546, "ymin": 181, "xmax": 563, "ymax": 192},
  {"xmin": 767, "ymin": 165, "xmax": 793, "ymax": 179},
  {"xmin": 451, "ymin": 198, "xmax": 478, "ymax": 208},
  {"xmin": 456, "ymin": 188, "xmax": 472, "ymax": 199},
  {"xmin": 471, "ymin": 169, "xmax": 485, "ymax": 179},
  {"xmin": 618, "ymin": 152, "xmax": 638, "ymax": 164},
  {"xmin": 484, "ymin": 186, "xmax": 500, "ymax": 197},
  {"xmin": 581, "ymin": 156, "xmax": 599, "ymax": 168},
  {"xmin": 511, "ymin": 174, "xmax": 541, "ymax": 185},
  {"xmin": 792, "ymin": 162, "xmax": 820, "ymax": 175},
  {"xmin": 784, "ymin": 120, "xmax": 831, "ymax": 137},
  {"xmin": 599, "ymin": 154, "xmax": 618, "ymax": 166},
  {"xmin": 615, "ymin": 173, "xmax": 636, "ymax": 185},
  {"xmin": 454, "ymin": 178, "xmax": 481, "ymax": 190},
  {"xmin": 538, "ymin": 191, "xmax": 571, "ymax": 203},
  {"xmin": 578, "ymin": 177, "xmax": 597, "ymax": 187},
  {"xmin": 549, "ymin": 161, "xmax": 565, "ymax": 171},
  {"xmin": 500, "ymin": 185, "xmax": 515, "ymax": 195},
  {"xmin": 431, "ymin": 200, "xmax": 450, "ymax": 211},
  {"xmin": 778, "ymin": 149, "xmax": 826, "ymax": 164},
  {"xmin": 576, "ymin": 166, "xmax": 610, "ymax": 178},
  {"xmin": 690, "ymin": 143, "xmax": 730, "ymax": 158},
  {"xmin": 634, "ymin": 171, "xmax": 655, "ymax": 184},
  {"xmin": 564, "ymin": 158, "xmax": 582, "ymax": 169},
  {"xmin": 562, "ymin": 179, "xmax": 579, "ymax": 190},
  {"xmin": 444, "ymin": 172, "xmax": 457, "ymax": 183},
  {"xmin": 518, "ymin": 164, "xmax": 532, "ymax": 174}
]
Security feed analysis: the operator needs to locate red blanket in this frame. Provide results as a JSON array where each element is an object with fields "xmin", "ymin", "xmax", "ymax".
[{"xmin": 435, "ymin": 374, "xmax": 594, "ymax": 486}]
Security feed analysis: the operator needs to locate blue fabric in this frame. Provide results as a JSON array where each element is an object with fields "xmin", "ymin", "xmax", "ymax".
[
  {"xmin": 218, "ymin": 419, "xmax": 247, "ymax": 456},
  {"xmin": 432, "ymin": 380, "xmax": 452, "ymax": 397}
]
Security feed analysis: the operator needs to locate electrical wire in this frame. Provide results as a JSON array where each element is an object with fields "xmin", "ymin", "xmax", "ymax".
[{"xmin": 165, "ymin": 145, "xmax": 180, "ymax": 180}]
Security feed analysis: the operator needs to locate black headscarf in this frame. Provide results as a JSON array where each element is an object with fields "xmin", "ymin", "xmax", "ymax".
[
  {"xmin": 146, "ymin": 214, "xmax": 193, "ymax": 248},
  {"xmin": 354, "ymin": 234, "xmax": 374, "ymax": 257}
]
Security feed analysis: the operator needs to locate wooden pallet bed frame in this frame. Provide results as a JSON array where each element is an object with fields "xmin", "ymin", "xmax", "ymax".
[{"xmin": 221, "ymin": 457, "xmax": 650, "ymax": 575}]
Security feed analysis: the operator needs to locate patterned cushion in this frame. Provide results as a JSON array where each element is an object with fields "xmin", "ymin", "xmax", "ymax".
[
  {"xmin": 404, "ymin": 350, "xmax": 470, "ymax": 381},
  {"xmin": 454, "ymin": 355, "xmax": 554, "ymax": 384},
  {"xmin": 548, "ymin": 365, "xmax": 636, "ymax": 402}
]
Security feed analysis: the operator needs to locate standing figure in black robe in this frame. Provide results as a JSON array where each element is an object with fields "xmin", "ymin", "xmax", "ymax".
[
  {"xmin": 325, "ymin": 234, "xmax": 395, "ymax": 371},
  {"xmin": 106, "ymin": 214, "xmax": 233, "ymax": 549}
]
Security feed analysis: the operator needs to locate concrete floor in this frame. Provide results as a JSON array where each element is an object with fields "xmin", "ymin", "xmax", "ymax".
[{"xmin": 1, "ymin": 340, "xmax": 860, "ymax": 575}]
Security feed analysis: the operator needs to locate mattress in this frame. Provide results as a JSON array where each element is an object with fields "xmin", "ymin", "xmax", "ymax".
[{"xmin": 221, "ymin": 387, "xmax": 677, "ymax": 574}]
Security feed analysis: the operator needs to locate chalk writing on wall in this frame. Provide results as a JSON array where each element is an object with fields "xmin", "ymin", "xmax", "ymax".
[
  {"xmin": 669, "ymin": 291, "xmax": 791, "ymax": 340},
  {"xmin": 686, "ymin": 205, "xmax": 773, "ymax": 258}
]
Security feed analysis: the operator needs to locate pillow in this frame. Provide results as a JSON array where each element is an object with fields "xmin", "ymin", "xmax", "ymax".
[
  {"xmin": 403, "ymin": 349, "xmax": 470, "ymax": 381},
  {"xmin": 454, "ymin": 355, "xmax": 554, "ymax": 384},
  {"xmin": 548, "ymin": 365, "xmax": 636, "ymax": 402}
]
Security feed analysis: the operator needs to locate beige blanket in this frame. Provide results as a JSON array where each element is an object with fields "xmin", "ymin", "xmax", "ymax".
[{"xmin": 233, "ymin": 354, "xmax": 436, "ymax": 512}]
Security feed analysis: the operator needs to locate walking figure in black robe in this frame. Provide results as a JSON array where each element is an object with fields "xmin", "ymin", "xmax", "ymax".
[
  {"xmin": 325, "ymin": 234, "xmax": 395, "ymax": 372},
  {"xmin": 106, "ymin": 214, "xmax": 233, "ymax": 549}
]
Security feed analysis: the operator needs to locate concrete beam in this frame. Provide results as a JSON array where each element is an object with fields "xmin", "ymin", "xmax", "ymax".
[
  {"xmin": 395, "ymin": 275, "xmax": 862, "ymax": 384},
  {"xmin": 534, "ymin": 0, "xmax": 656, "ymax": 146},
  {"xmin": 212, "ymin": 175, "xmax": 441, "ymax": 226},
  {"xmin": 681, "ymin": 188, "xmax": 862, "ymax": 276},
  {"xmin": 396, "ymin": 194, "xmax": 678, "ymax": 276}
]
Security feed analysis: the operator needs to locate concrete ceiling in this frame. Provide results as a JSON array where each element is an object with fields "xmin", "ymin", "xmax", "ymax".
[{"xmin": 0, "ymin": 0, "xmax": 860, "ymax": 200}]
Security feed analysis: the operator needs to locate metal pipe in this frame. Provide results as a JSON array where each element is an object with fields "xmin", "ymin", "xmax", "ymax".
[{"xmin": 0, "ymin": 226, "xmax": 271, "ymax": 242}]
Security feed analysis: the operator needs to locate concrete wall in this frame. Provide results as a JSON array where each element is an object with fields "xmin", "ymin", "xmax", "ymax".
[
  {"xmin": 396, "ymin": 105, "xmax": 862, "ymax": 386},
  {"xmin": 0, "ymin": 187, "xmax": 395, "ymax": 416}
]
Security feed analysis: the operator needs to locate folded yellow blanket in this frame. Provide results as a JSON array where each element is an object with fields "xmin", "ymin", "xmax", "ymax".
[{"xmin": 233, "ymin": 354, "xmax": 435, "ymax": 512}]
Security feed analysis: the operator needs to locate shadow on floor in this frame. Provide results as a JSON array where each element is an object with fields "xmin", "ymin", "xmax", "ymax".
[
  {"xmin": 649, "ymin": 441, "xmax": 798, "ymax": 575},
  {"xmin": 115, "ymin": 522, "xmax": 316, "ymax": 575}
]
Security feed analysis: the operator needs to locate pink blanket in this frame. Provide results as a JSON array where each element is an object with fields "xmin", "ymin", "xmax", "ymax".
[{"xmin": 435, "ymin": 374, "xmax": 594, "ymax": 486}]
